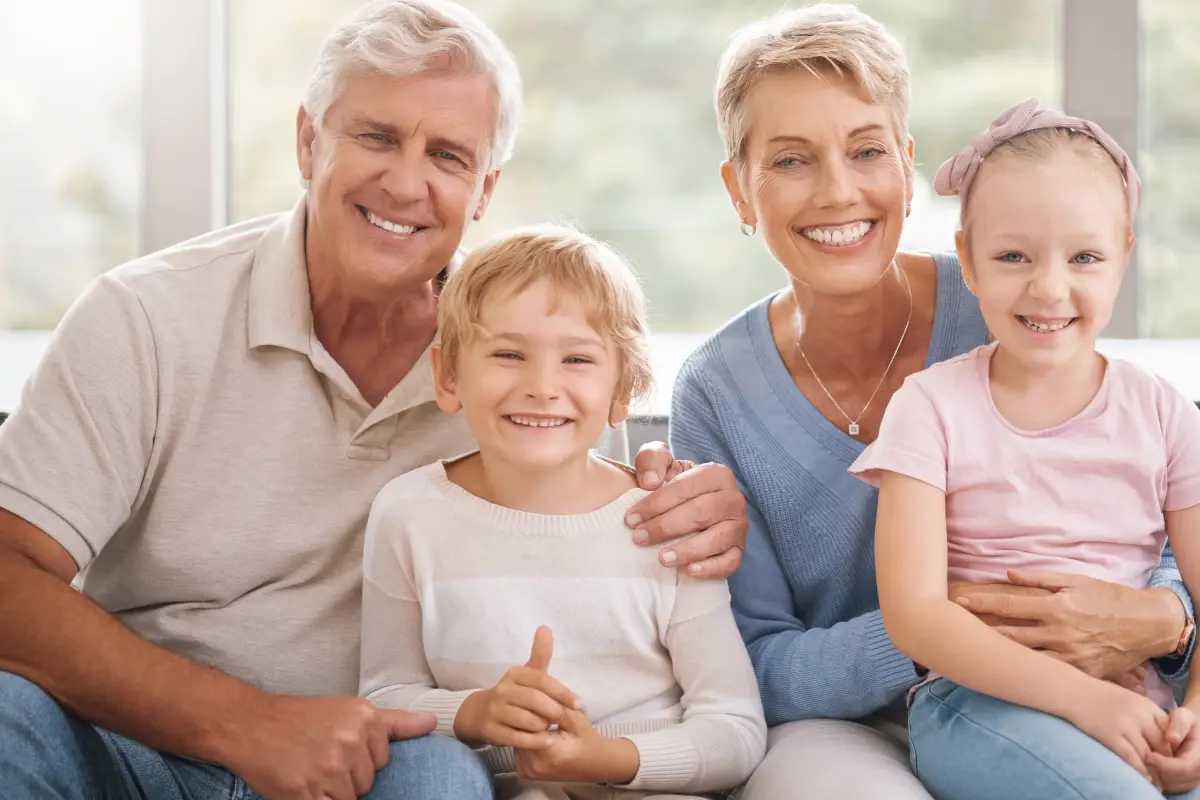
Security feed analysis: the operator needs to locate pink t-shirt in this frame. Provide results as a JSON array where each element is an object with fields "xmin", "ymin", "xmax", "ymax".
[{"xmin": 850, "ymin": 343, "xmax": 1200, "ymax": 706}]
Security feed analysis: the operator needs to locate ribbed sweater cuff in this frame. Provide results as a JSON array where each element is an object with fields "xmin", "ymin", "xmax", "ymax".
[
  {"xmin": 863, "ymin": 610, "xmax": 921, "ymax": 693},
  {"xmin": 410, "ymin": 690, "xmax": 477, "ymax": 738},
  {"xmin": 619, "ymin": 728, "xmax": 699, "ymax": 791}
]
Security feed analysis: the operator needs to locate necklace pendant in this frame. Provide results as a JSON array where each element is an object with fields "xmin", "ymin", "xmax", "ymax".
[{"xmin": 848, "ymin": 422, "xmax": 860, "ymax": 436}]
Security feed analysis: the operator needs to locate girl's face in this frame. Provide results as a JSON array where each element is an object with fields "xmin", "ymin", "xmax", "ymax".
[{"xmin": 957, "ymin": 149, "xmax": 1132, "ymax": 375}]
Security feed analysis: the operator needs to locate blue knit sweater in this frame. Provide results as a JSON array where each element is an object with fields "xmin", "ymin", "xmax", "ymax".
[{"xmin": 669, "ymin": 252, "xmax": 1194, "ymax": 726}]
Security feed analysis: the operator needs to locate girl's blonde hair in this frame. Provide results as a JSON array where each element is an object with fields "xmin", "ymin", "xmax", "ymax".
[{"xmin": 437, "ymin": 224, "xmax": 652, "ymax": 403}]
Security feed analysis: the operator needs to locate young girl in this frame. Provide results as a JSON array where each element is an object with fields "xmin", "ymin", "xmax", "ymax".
[
  {"xmin": 357, "ymin": 224, "xmax": 766, "ymax": 800},
  {"xmin": 849, "ymin": 98, "xmax": 1200, "ymax": 800}
]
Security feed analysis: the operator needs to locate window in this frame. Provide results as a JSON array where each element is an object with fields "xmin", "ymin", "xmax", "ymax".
[
  {"xmin": 0, "ymin": 0, "xmax": 141, "ymax": 330},
  {"xmin": 1142, "ymin": 0, "xmax": 1200, "ymax": 337},
  {"xmin": 230, "ymin": 0, "xmax": 1061, "ymax": 340}
]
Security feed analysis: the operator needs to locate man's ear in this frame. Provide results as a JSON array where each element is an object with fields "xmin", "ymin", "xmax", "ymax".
[
  {"xmin": 473, "ymin": 169, "xmax": 502, "ymax": 221},
  {"xmin": 431, "ymin": 345, "xmax": 462, "ymax": 414},
  {"xmin": 297, "ymin": 105, "xmax": 316, "ymax": 183}
]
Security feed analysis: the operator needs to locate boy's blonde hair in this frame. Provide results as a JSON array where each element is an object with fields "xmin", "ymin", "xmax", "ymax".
[
  {"xmin": 437, "ymin": 224, "xmax": 653, "ymax": 403},
  {"xmin": 715, "ymin": 3, "xmax": 911, "ymax": 168}
]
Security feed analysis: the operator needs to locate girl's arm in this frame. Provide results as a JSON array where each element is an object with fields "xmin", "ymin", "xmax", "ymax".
[
  {"xmin": 613, "ymin": 576, "xmax": 767, "ymax": 794},
  {"xmin": 875, "ymin": 471, "xmax": 1106, "ymax": 716}
]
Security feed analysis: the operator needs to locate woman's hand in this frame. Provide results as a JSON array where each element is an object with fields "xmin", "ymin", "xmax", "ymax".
[
  {"xmin": 1148, "ymin": 706, "xmax": 1200, "ymax": 794},
  {"xmin": 514, "ymin": 709, "xmax": 640, "ymax": 785},
  {"xmin": 950, "ymin": 571, "xmax": 1187, "ymax": 681},
  {"xmin": 629, "ymin": 442, "xmax": 748, "ymax": 579},
  {"xmin": 1068, "ymin": 681, "xmax": 1170, "ymax": 789},
  {"xmin": 453, "ymin": 627, "xmax": 580, "ymax": 749}
]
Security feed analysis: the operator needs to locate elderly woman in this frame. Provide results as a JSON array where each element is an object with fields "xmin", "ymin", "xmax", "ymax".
[{"xmin": 670, "ymin": 4, "xmax": 1197, "ymax": 798}]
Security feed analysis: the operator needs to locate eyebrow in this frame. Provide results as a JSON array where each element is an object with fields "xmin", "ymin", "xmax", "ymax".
[
  {"xmin": 486, "ymin": 332, "xmax": 605, "ymax": 348},
  {"xmin": 767, "ymin": 124, "xmax": 887, "ymax": 145},
  {"xmin": 349, "ymin": 116, "xmax": 479, "ymax": 160}
]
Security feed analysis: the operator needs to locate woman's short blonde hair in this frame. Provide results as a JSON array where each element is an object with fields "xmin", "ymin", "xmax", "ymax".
[
  {"xmin": 437, "ymin": 224, "xmax": 652, "ymax": 403},
  {"xmin": 715, "ymin": 3, "xmax": 911, "ymax": 166}
]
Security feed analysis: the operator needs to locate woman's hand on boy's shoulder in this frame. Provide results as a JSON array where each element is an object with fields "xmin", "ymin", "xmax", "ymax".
[{"xmin": 626, "ymin": 442, "xmax": 748, "ymax": 580}]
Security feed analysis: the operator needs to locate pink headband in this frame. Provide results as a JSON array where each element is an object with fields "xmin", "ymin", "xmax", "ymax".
[{"xmin": 932, "ymin": 97, "xmax": 1141, "ymax": 220}]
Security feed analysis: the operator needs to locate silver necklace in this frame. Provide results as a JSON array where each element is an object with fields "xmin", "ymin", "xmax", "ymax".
[{"xmin": 795, "ymin": 265, "xmax": 913, "ymax": 437}]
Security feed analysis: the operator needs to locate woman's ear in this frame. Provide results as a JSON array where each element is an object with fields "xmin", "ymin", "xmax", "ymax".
[
  {"xmin": 721, "ymin": 161, "xmax": 756, "ymax": 229},
  {"xmin": 955, "ymin": 230, "xmax": 979, "ymax": 298},
  {"xmin": 430, "ymin": 345, "xmax": 462, "ymax": 415}
]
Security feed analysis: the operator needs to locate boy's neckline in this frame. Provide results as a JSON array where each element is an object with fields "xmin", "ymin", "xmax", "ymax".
[
  {"xmin": 440, "ymin": 450, "xmax": 642, "ymax": 515},
  {"xmin": 431, "ymin": 455, "xmax": 646, "ymax": 535}
]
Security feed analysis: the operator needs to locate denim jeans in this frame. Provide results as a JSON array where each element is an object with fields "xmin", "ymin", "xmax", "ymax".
[
  {"xmin": 909, "ymin": 679, "xmax": 1200, "ymax": 800},
  {"xmin": 0, "ymin": 672, "xmax": 492, "ymax": 799}
]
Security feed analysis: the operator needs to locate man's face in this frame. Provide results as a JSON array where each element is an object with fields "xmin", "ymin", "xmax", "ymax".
[{"xmin": 297, "ymin": 69, "xmax": 501, "ymax": 294}]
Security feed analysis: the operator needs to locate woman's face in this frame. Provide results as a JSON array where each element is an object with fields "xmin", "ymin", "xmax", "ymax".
[{"xmin": 723, "ymin": 69, "xmax": 912, "ymax": 296}]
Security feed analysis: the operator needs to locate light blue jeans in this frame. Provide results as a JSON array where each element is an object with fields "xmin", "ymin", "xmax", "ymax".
[
  {"xmin": 0, "ymin": 672, "xmax": 492, "ymax": 799},
  {"xmin": 909, "ymin": 679, "xmax": 1200, "ymax": 800}
]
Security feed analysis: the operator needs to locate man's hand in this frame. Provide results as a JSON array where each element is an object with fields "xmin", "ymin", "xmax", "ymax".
[
  {"xmin": 951, "ymin": 570, "xmax": 1186, "ymax": 681},
  {"xmin": 226, "ymin": 695, "xmax": 436, "ymax": 800},
  {"xmin": 628, "ymin": 441, "xmax": 747, "ymax": 579}
]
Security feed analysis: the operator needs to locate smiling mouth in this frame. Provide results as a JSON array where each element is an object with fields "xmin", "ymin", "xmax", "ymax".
[
  {"xmin": 357, "ymin": 205, "xmax": 426, "ymax": 235},
  {"xmin": 800, "ymin": 220, "xmax": 877, "ymax": 247},
  {"xmin": 1017, "ymin": 315, "xmax": 1078, "ymax": 333},
  {"xmin": 505, "ymin": 415, "xmax": 572, "ymax": 429}
]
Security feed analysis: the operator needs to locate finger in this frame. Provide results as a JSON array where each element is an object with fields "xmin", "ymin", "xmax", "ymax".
[
  {"xmin": 506, "ymin": 681, "xmax": 572, "ymax": 720},
  {"xmin": 501, "ymin": 704, "xmax": 556, "ymax": 733},
  {"xmin": 663, "ymin": 459, "xmax": 694, "ymax": 483},
  {"xmin": 1112, "ymin": 671, "xmax": 1145, "ymax": 693},
  {"xmin": 1132, "ymin": 664, "xmax": 1148, "ymax": 681},
  {"xmin": 556, "ymin": 708, "xmax": 589, "ymax": 735},
  {"xmin": 632, "ymin": 442, "xmax": 673, "ymax": 490},
  {"xmin": 367, "ymin": 726, "xmax": 391, "ymax": 771},
  {"xmin": 514, "ymin": 670, "xmax": 581, "ymax": 710},
  {"xmin": 658, "ymin": 519, "xmax": 744, "ymax": 572},
  {"xmin": 380, "ymin": 709, "xmax": 436, "ymax": 740},
  {"xmin": 1168, "ymin": 710, "xmax": 1194, "ymax": 748},
  {"xmin": 1006, "ymin": 569, "xmax": 1084, "ymax": 592},
  {"xmin": 349, "ymin": 748, "xmax": 376, "ymax": 797},
  {"xmin": 954, "ymin": 591, "xmax": 1055, "ymax": 623},
  {"xmin": 487, "ymin": 725, "xmax": 555, "ymax": 750},
  {"xmin": 675, "ymin": 536, "xmax": 743, "ymax": 579},
  {"xmin": 992, "ymin": 625, "xmax": 1060, "ymax": 649},
  {"xmin": 321, "ymin": 772, "xmax": 357, "ymax": 800},
  {"xmin": 1114, "ymin": 737, "xmax": 1154, "ymax": 784},
  {"xmin": 625, "ymin": 463, "xmax": 741, "ymax": 542},
  {"xmin": 526, "ymin": 626, "xmax": 554, "ymax": 673}
]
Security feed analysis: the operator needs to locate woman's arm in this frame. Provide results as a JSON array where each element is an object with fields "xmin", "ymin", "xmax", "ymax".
[
  {"xmin": 670, "ymin": 370, "xmax": 919, "ymax": 723},
  {"xmin": 615, "ymin": 577, "xmax": 766, "ymax": 794},
  {"xmin": 1165, "ymin": 506, "xmax": 1200, "ymax": 707},
  {"xmin": 875, "ymin": 471, "xmax": 1103, "ymax": 716}
]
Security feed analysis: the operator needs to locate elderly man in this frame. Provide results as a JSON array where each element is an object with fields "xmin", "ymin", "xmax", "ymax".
[{"xmin": 0, "ymin": 2, "xmax": 747, "ymax": 798}]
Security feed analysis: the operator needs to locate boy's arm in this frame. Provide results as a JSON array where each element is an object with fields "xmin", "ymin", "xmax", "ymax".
[{"xmin": 611, "ymin": 576, "xmax": 767, "ymax": 794}]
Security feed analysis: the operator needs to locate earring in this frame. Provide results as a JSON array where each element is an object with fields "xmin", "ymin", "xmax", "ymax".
[
  {"xmin": 740, "ymin": 221, "xmax": 756, "ymax": 236},
  {"xmin": 905, "ymin": 203, "xmax": 912, "ymax": 218}
]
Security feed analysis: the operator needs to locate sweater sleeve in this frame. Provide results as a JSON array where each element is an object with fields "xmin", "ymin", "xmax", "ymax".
[
  {"xmin": 618, "ymin": 576, "xmax": 767, "ymax": 793},
  {"xmin": 359, "ymin": 483, "xmax": 476, "ymax": 736},
  {"xmin": 669, "ymin": 365, "xmax": 919, "ymax": 724}
]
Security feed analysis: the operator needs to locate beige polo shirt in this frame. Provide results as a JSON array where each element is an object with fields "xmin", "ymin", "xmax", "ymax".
[{"xmin": 0, "ymin": 198, "xmax": 628, "ymax": 697}]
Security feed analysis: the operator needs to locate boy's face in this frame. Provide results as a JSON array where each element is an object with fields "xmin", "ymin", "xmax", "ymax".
[{"xmin": 434, "ymin": 278, "xmax": 628, "ymax": 472}]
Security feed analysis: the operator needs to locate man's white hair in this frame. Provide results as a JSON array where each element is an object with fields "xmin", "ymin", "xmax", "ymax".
[{"xmin": 302, "ymin": 0, "xmax": 522, "ymax": 168}]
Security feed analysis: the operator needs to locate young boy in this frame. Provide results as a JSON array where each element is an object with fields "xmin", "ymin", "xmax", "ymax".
[{"xmin": 358, "ymin": 224, "xmax": 766, "ymax": 799}]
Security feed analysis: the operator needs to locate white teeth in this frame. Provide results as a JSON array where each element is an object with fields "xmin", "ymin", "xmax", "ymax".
[
  {"xmin": 508, "ymin": 415, "xmax": 569, "ymax": 428},
  {"xmin": 802, "ymin": 221, "xmax": 873, "ymax": 246},
  {"xmin": 1019, "ymin": 316, "xmax": 1075, "ymax": 333},
  {"xmin": 365, "ymin": 209, "xmax": 417, "ymax": 235}
]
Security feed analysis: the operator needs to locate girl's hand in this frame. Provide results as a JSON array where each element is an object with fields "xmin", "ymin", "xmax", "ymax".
[
  {"xmin": 1068, "ymin": 682, "xmax": 1170, "ymax": 789},
  {"xmin": 1148, "ymin": 706, "xmax": 1200, "ymax": 794},
  {"xmin": 514, "ymin": 709, "xmax": 640, "ymax": 785},
  {"xmin": 454, "ymin": 627, "xmax": 581, "ymax": 749}
]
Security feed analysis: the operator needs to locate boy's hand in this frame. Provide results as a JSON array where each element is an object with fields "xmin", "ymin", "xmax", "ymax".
[
  {"xmin": 1148, "ymin": 706, "xmax": 1200, "ymax": 794},
  {"xmin": 514, "ymin": 708, "xmax": 640, "ymax": 785},
  {"xmin": 454, "ymin": 626, "xmax": 580, "ymax": 749},
  {"xmin": 1068, "ymin": 681, "xmax": 1170, "ymax": 789}
]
